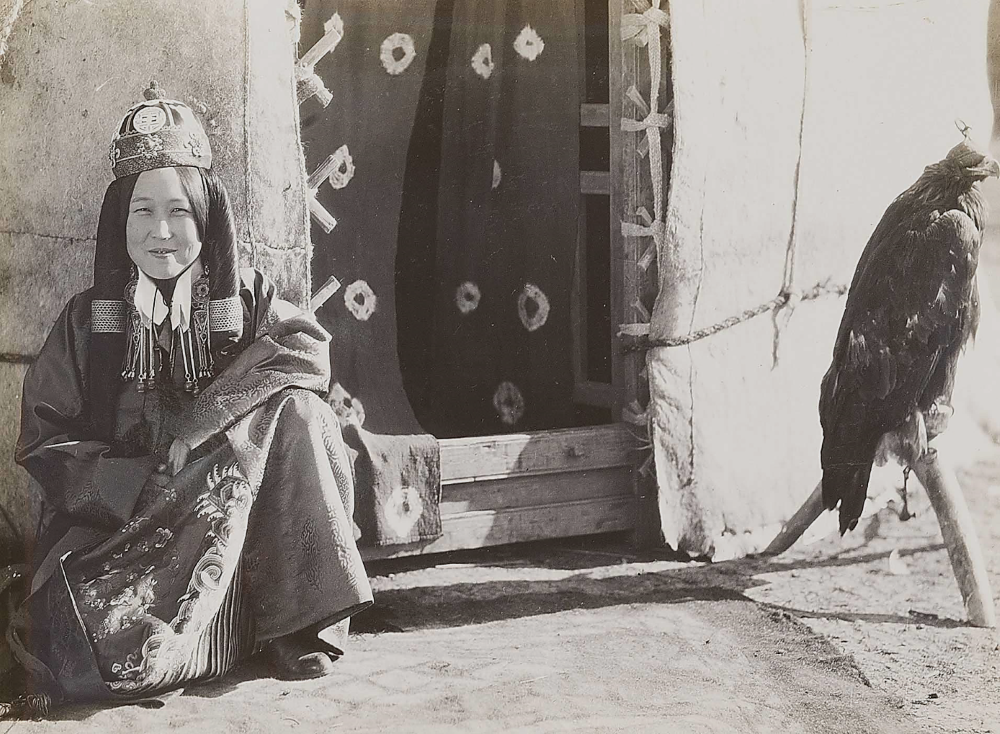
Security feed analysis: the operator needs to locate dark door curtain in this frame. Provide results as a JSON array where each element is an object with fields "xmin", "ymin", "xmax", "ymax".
[
  {"xmin": 398, "ymin": 0, "xmax": 580, "ymax": 438},
  {"xmin": 300, "ymin": 0, "xmax": 437, "ymax": 437},
  {"xmin": 302, "ymin": 0, "xmax": 579, "ymax": 444}
]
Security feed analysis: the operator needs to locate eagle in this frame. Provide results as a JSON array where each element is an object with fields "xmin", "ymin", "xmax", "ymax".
[{"xmin": 819, "ymin": 134, "xmax": 1000, "ymax": 534}]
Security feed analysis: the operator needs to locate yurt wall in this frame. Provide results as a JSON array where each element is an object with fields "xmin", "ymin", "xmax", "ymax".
[{"xmin": 645, "ymin": 0, "xmax": 996, "ymax": 558}]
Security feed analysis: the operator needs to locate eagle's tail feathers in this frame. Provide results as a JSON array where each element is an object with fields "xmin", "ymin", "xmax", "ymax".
[{"xmin": 822, "ymin": 460, "xmax": 875, "ymax": 535}]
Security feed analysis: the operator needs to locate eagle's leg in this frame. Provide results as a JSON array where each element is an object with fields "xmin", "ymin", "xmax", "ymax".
[{"xmin": 898, "ymin": 466, "xmax": 915, "ymax": 521}]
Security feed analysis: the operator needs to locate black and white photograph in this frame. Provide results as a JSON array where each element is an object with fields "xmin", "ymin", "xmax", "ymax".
[{"xmin": 1, "ymin": 0, "xmax": 999, "ymax": 731}]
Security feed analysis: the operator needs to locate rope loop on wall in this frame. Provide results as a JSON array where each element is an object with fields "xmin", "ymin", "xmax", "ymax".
[{"xmin": 620, "ymin": 280, "xmax": 847, "ymax": 353}]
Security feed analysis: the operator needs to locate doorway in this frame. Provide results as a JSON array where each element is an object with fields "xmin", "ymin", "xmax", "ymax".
[{"xmin": 395, "ymin": 0, "xmax": 616, "ymax": 438}]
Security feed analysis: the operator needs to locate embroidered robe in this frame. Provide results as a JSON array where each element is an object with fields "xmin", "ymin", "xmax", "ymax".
[{"xmin": 13, "ymin": 269, "xmax": 372, "ymax": 702}]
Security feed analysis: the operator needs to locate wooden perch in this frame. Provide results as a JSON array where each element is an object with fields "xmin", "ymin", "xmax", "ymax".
[
  {"xmin": 763, "ymin": 453, "xmax": 996, "ymax": 628},
  {"xmin": 911, "ymin": 451, "xmax": 996, "ymax": 628},
  {"xmin": 761, "ymin": 481, "xmax": 824, "ymax": 556}
]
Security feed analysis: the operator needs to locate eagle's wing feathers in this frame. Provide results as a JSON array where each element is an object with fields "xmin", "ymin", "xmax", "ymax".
[{"xmin": 819, "ymin": 206, "xmax": 981, "ymax": 530}]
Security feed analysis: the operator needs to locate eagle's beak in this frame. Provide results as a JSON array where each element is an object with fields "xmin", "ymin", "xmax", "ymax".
[{"xmin": 975, "ymin": 154, "xmax": 1000, "ymax": 179}]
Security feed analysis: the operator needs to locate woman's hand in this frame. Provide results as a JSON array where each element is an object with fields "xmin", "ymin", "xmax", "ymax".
[{"xmin": 167, "ymin": 438, "xmax": 191, "ymax": 476}]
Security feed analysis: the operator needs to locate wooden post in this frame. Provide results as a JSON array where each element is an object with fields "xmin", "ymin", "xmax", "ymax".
[
  {"xmin": 571, "ymin": 0, "xmax": 588, "ymax": 402},
  {"xmin": 609, "ymin": 0, "xmax": 637, "ymax": 432},
  {"xmin": 760, "ymin": 481, "xmax": 824, "ymax": 556},
  {"xmin": 912, "ymin": 452, "xmax": 996, "ymax": 628}
]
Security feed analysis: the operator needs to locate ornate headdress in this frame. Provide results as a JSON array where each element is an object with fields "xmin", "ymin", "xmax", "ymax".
[{"xmin": 109, "ymin": 81, "xmax": 212, "ymax": 178}]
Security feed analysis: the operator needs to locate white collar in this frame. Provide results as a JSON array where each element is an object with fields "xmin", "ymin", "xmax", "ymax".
[{"xmin": 134, "ymin": 264, "xmax": 198, "ymax": 333}]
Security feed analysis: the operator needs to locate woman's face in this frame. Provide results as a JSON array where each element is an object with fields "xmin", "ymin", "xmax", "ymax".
[{"xmin": 126, "ymin": 167, "xmax": 203, "ymax": 280}]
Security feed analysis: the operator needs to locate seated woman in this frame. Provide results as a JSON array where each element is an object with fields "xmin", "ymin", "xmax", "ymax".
[{"xmin": 9, "ymin": 83, "xmax": 372, "ymax": 708}]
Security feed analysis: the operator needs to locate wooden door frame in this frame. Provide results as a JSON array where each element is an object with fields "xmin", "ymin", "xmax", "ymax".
[{"xmin": 610, "ymin": 0, "xmax": 661, "ymax": 547}]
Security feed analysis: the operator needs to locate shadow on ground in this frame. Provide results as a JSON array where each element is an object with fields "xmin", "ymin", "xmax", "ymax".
[{"xmin": 352, "ymin": 533, "xmax": 961, "ymax": 635}]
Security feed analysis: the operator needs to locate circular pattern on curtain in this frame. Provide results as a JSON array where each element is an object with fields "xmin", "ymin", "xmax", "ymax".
[
  {"xmin": 493, "ymin": 381, "xmax": 526, "ymax": 426},
  {"xmin": 513, "ymin": 25, "xmax": 544, "ymax": 61},
  {"xmin": 517, "ymin": 282, "xmax": 550, "ymax": 332},
  {"xmin": 327, "ymin": 381, "xmax": 366, "ymax": 427},
  {"xmin": 383, "ymin": 485, "xmax": 424, "ymax": 540},
  {"xmin": 454, "ymin": 281, "xmax": 482, "ymax": 314},
  {"xmin": 327, "ymin": 144, "xmax": 356, "ymax": 189},
  {"xmin": 471, "ymin": 42, "xmax": 494, "ymax": 79},
  {"xmin": 381, "ymin": 32, "xmax": 416, "ymax": 75},
  {"xmin": 344, "ymin": 280, "xmax": 378, "ymax": 321}
]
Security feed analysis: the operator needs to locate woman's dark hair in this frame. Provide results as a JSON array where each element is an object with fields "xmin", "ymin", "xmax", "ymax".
[{"xmin": 89, "ymin": 166, "xmax": 244, "ymax": 441}]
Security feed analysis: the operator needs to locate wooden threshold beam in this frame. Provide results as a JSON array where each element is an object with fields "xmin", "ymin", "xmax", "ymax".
[
  {"xmin": 362, "ymin": 494, "xmax": 636, "ymax": 561},
  {"xmin": 440, "ymin": 423, "xmax": 636, "ymax": 483},
  {"xmin": 360, "ymin": 424, "xmax": 640, "ymax": 562}
]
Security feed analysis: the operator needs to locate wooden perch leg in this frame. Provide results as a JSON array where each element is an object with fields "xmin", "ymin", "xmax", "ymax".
[
  {"xmin": 761, "ymin": 481, "xmax": 825, "ymax": 556},
  {"xmin": 912, "ymin": 451, "xmax": 997, "ymax": 628}
]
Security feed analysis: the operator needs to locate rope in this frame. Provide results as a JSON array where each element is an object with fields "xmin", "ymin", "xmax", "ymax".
[
  {"xmin": 769, "ymin": 0, "xmax": 812, "ymax": 367},
  {"xmin": 621, "ymin": 280, "xmax": 847, "ymax": 353},
  {"xmin": 0, "ymin": 352, "xmax": 33, "ymax": 365},
  {"xmin": 0, "ymin": 0, "xmax": 25, "ymax": 65}
]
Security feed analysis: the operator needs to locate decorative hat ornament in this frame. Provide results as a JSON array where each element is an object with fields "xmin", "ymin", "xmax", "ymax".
[{"xmin": 108, "ymin": 81, "xmax": 213, "ymax": 178}]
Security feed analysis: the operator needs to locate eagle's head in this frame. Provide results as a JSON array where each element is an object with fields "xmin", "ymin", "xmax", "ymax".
[{"xmin": 943, "ymin": 138, "xmax": 1000, "ymax": 183}]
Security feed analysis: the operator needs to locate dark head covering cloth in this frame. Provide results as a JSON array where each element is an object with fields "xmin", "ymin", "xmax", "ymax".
[{"xmin": 89, "ymin": 82, "xmax": 243, "ymax": 442}]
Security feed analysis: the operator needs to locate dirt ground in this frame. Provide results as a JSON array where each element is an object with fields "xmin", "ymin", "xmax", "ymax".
[
  {"xmin": 5, "ymin": 274, "xmax": 1000, "ymax": 734},
  {"xmin": 745, "ymin": 451, "xmax": 1000, "ymax": 734},
  {"xmin": 357, "ymin": 451, "xmax": 1000, "ymax": 734}
]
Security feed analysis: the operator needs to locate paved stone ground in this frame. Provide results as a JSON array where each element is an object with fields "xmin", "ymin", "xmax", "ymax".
[
  {"xmin": 8, "ymin": 395, "xmax": 1000, "ymax": 734},
  {"xmin": 5, "ymin": 537, "xmax": 923, "ymax": 734}
]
